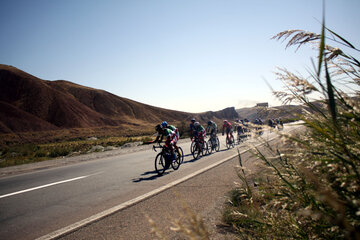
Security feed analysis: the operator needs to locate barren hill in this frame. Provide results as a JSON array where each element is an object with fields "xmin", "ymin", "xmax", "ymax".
[{"xmin": 0, "ymin": 64, "xmax": 238, "ymax": 140}]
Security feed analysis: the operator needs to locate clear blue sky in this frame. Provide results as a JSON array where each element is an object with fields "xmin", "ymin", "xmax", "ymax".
[{"xmin": 1, "ymin": 0, "xmax": 359, "ymax": 113}]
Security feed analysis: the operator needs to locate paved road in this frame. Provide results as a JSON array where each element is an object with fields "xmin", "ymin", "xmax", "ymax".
[{"xmin": 0, "ymin": 126, "xmax": 291, "ymax": 240}]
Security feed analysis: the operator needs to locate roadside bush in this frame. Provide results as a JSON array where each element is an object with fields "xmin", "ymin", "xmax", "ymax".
[
  {"xmin": 49, "ymin": 147, "xmax": 70, "ymax": 158},
  {"xmin": 226, "ymin": 20, "xmax": 360, "ymax": 239},
  {"xmin": 34, "ymin": 151, "xmax": 47, "ymax": 158}
]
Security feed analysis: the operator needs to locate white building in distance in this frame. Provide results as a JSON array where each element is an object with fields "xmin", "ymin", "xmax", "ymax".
[{"xmin": 256, "ymin": 102, "xmax": 269, "ymax": 108}]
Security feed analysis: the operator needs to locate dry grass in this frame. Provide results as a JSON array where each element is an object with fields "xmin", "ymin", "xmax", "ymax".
[
  {"xmin": 0, "ymin": 135, "xmax": 153, "ymax": 168},
  {"xmin": 223, "ymin": 19, "xmax": 360, "ymax": 240},
  {"xmin": 147, "ymin": 194, "xmax": 210, "ymax": 240}
]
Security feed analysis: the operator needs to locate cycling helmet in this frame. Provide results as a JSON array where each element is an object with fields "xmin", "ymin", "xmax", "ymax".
[
  {"xmin": 155, "ymin": 124, "xmax": 162, "ymax": 132},
  {"xmin": 194, "ymin": 122, "xmax": 200, "ymax": 127},
  {"xmin": 207, "ymin": 121, "xmax": 212, "ymax": 125},
  {"xmin": 161, "ymin": 121, "xmax": 168, "ymax": 128},
  {"xmin": 191, "ymin": 118, "xmax": 196, "ymax": 123},
  {"xmin": 224, "ymin": 120, "xmax": 228, "ymax": 123}
]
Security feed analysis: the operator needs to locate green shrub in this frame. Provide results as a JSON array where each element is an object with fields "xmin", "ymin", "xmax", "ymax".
[
  {"xmin": 49, "ymin": 148, "xmax": 70, "ymax": 158},
  {"xmin": 34, "ymin": 151, "xmax": 47, "ymax": 158}
]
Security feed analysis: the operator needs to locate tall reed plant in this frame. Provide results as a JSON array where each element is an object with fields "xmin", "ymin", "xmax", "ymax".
[{"xmin": 225, "ymin": 18, "xmax": 360, "ymax": 239}]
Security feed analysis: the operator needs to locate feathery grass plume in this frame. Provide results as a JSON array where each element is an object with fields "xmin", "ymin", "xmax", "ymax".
[
  {"xmin": 226, "ymin": 15, "xmax": 360, "ymax": 240},
  {"xmin": 236, "ymin": 148, "xmax": 252, "ymax": 198},
  {"xmin": 146, "ymin": 214, "xmax": 168, "ymax": 240},
  {"xmin": 271, "ymin": 30, "xmax": 320, "ymax": 51},
  {"xmin": 169, "ymin": 193, "xmax": 210, "ymax": 240},
  {"xmin": 147, "ymin": 192, "xmax": 209, "ymax": 240}
]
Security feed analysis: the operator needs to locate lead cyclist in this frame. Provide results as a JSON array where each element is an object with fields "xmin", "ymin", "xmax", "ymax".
[{"xmin": 161, "ymin": 121, "xmax": 181, "ymax": 159}]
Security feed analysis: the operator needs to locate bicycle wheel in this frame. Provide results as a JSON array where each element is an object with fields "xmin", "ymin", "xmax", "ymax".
[
  {"xmin": 215, "ymin": 137, "xmax": 220, "ymax": 152},
  {"xmin": 171, "ymin": 154, "xmax": 180, "ymax": 170},
  {"xmin": 192, "ymin": 143, "xmax": 201, "ymax": 159},
  {"xmin": 154, "ymin": 153, "xmax": 166, "ymax": 175},
  {"xmin": 190, "ymin": 141, "xmax": 195, "ymax": 153},
  {"xmin": 226, "ymin": 136, "xmax": 233, "ymax": 149},
  {"xmin": 201, "ymin": 141, "xmax": 208, "ymax": 156},
  {"xmin": 230, "ymin": 136, "xmax": 235, "ymax": 148},
  {"xmin": 226, "ymin": 137, "xmax": 231, "ymax": 149},
  {"xmin": 178, "ymin": 147, "xmax": 184, "ymax": 164},
  {"xmin": 207, "ymin": 139, "xmax": 213, "ymax": 154}
]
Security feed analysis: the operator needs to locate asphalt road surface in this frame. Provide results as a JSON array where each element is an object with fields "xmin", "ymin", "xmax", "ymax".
[{"xmin": 0, "ymin": 125, "xmax": 297, "ymax": 240}]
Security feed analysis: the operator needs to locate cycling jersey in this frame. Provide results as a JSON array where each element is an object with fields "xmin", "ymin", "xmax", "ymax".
[
  {"xmin": 223, "ymin": 121, "xmax": 233, "ymax": 135},
  {"xmin": 236, "ymin": 124, "xmax": 244, "ymax": 134},
  {"xmin": 166, "ymin": 124, "xmax": 179, "ymax": 143},
  {"xmin": 223, "ymin": 121, "xmax": 232, "ymax": 130},
  {"xmin": 194, "ymin": 124, "xmax": 206, "ymax": 143},
  {"xmin": 157, "ymin": 128, "xmax": 175, "ymax": 138},
  {"xmin": 167, "ymin": 125, "xmax": 178, "ymax": 133},
  {"xmin": 194, "ymin": 124, "xmax": 205, "ymax": 133},
  {"xmin": 206, "ymin": 122, "xmax": 217, "ymax": 132}
]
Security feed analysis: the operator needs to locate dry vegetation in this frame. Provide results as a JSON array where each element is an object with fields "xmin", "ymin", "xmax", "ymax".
[{"xmin": 222, "ymin": 20, "xmax": 360, "ymax": 239}]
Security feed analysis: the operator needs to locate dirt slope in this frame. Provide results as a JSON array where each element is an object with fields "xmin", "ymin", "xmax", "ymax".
[{"xmin": 0, "ymin": 64, "xmax": 238, "ymax": 138}]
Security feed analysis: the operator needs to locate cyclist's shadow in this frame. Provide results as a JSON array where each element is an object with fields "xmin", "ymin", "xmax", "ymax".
[
  {"xmin": 132, "ymin": 153, "xmax": 193, "ymax": 182},
  {"xmin": 132, "ymin": 170, "xmax": 170, "ymax": 182}
]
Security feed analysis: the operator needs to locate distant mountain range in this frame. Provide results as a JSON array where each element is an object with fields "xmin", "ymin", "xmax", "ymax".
[{"xmin": 0, "ymin": 64, "xmax": 239, "ymax": 135}]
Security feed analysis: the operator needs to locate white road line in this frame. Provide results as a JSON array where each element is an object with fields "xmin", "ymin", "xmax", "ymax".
[{"xmin": 0, "ymin": 176, "xmax": 88, "ymax": 199}]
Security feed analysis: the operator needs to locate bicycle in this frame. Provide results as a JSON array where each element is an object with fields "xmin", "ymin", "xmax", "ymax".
[
  {"xmin": 191, "ymin": 135, "xmax": 208, "ymax": 159},
  {"xmin": 237, "ymin": 132, "xmax": 246, "ymax": 144},
  {"xmin": 152, "ymin": 143, "xmax": 183, "ymax": 175},
  {"xmin": 226, "ymin": 134, "xmax": 235, "ymax": 149},
  {"xmin": 207, "ymin": 133, "xmax": 220, "ymax": 154}
]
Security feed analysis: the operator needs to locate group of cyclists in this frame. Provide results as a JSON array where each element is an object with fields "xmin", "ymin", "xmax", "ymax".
[
  {"xmin": 268, "ymin": 118, "xmax": 284, "ymax": 129},
  {"xmin": 149, "ymin": 117, "xmax": 285, "ymax": 174},
  {"xmin": 150, "ymin": 118, "xmax": 239, "ymax": 162}
]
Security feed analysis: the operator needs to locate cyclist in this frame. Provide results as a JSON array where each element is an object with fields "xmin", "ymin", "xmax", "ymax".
[
  {"xmin": 268, "ymin": 119, "xmax": 274, "ymax": 128},
  {"xmin": 193, "ymin": 122, "xmax": 206, "ymax": 149},
  {"xmin": 279, "ymin": 118, "xmax": 284, "ymax": 127},
  {"xmin": 222, "ymin": 120, "xmax": 234, "ymax": 144},
  {"xmin": 277, "ymin": 118, "xmax": 284, "ymax": 129},
  {"xmin": 151, "ymin": 124, "xmax": 178, "ymax": 161},
  {"xmin": 161, "ymin": 121, "xmax": 181, "ymax": 158},
  {"xmin": 206, "ymin": 120, "xmax": 217, "ymax": 141},
  {"xmin": 235, "ymin": 121, "xmax": 244, "ymax": 138},
  {"xmin": 189, "ymin": 118, "xmax": 196, "ymax": 140}
]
